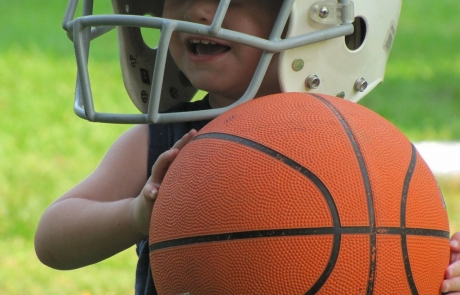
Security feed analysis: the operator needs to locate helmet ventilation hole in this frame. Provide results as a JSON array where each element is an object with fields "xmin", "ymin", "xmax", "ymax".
[
  {"xmin": 140, "ymin": 14, "xmax": 160, "ymax": 49},
  {"xmin": 345, "ymin": 17, "xmax": 366, "ymax": 51}
]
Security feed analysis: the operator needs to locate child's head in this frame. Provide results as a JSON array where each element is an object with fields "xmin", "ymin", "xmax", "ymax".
[
  {"xmin": 62, "ymin": 0, "xmax": 402, "ymax": 124},
  {"xmin": 163, "ymin": 0, "xmax": 284, "ymax": 108}
]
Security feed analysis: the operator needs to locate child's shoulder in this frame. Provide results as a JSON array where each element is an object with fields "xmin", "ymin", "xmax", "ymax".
[{"xmin": 101, "ymin": 124, "xmax": 150, "ymax": 174}]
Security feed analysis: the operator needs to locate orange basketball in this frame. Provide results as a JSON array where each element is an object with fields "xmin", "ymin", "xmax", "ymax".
[{"xmin": 149, "ymin": 93, "xmax": 450, "ymax": 294}]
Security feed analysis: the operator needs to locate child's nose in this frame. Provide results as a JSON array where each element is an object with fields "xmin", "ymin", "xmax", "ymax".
[{"xmin": 183, "ymin": 0, "xmax": 218, "ymax": 25}]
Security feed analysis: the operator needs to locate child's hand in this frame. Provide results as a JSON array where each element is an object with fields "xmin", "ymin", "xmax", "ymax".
[
  {"xmin": 441, "ymin": 231, "xmax": 460, "ymax": 294},
  {"xmin": 131, "ymin": 129, "xmax": 198, "ymax": 237}
]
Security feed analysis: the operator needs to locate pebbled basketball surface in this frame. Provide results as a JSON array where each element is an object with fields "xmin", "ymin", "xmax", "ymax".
[{"xmin": 149, "ymin": 93, "xmax": 450, "ymax": 295}]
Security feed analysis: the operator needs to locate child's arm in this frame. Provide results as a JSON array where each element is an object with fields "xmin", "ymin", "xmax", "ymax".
[
  {"xmin": 442, "ymin": 232, "xmax": 460, "ymax": 293},
  {"xmin": 34, "ymin": 125, "xmax": 196, "ymax": 270},
  {"xmin": 132, "ymin": 129, "xmax": 198, "ymax": 237}
]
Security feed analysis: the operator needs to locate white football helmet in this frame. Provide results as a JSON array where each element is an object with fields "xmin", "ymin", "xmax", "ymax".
[{"xmin": 63, "ymin": 0, "xmax": 402, "ymax": 124}]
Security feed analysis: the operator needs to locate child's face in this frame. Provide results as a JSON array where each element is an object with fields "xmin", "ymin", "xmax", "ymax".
[{"xmin": 163, "ymin": 0, "xmax": 283, "ymax": 107}]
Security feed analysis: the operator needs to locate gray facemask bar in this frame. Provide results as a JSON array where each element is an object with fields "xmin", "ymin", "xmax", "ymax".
[{"xmin": 63, "ymin": 0, "xmax": 354, "ymax": 124}]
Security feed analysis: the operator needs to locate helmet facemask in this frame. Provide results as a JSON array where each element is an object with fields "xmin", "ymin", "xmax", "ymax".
[{"xmin": 63, "ymin": 0, "xmax": 401, "ymax": 124}]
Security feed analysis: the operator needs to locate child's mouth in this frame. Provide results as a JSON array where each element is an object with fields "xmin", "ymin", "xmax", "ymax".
[{"xmin": 190, "ymin": 39, "xmax": 231, "ymax": 56}]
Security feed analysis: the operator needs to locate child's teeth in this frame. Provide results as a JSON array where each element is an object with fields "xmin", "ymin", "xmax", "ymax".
[{"xmin": 190, "ymin": 39, "xmax": 217, "ymax": 45}]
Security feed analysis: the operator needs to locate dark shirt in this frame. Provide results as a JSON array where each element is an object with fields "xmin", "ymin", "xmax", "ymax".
[{"xmin": 135, "ymin": 97, "xmax": 211, "ymax": 295}]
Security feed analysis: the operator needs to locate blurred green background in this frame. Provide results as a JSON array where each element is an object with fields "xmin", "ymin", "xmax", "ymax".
[{"xmin": 0, "ymin": 0, "xmax": 459, "ymax": 294}]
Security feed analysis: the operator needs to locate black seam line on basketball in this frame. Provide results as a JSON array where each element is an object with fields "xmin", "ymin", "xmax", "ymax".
[
  {"xmin": 149, "ymin": 227, "xmax": 449, "ymax": 252},
  {"xmin": 401, "ymin": 144, "xmax": 419, "ymax": 295},
  {"xmin": 150, "ymin": 228, "xmax": 336, "ymax": 252},
  {"xmin": 178, "ymin": 131, "xmax": 340, "ymax": 294},
  {"xmin": 371, "ymin": 227, "xmax": 449, "ymax": 238},
  {"xmin": 190, "ymin": 132, "xmax": 341, "ymax": 230},
  {"xmin": 310, "ymin": 93, "xmax": 377, "ymax": 295}
]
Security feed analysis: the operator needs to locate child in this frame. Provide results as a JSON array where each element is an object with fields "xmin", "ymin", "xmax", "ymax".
[{"xmin": 35, "ymin": 0, "xmax": 460, "ymax": 293}]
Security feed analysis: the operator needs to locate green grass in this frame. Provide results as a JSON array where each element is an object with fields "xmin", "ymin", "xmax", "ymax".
[
  {"xmin": 0, "ymin": 239, "xmax": 137, "ymax": 295},
  {"xmin": 1, "ymin": 0, "xmax": 459, "ymax": 294},
  {"xmin": 360, "ymin": 0, "xmax": 460, "ymax": 140}
]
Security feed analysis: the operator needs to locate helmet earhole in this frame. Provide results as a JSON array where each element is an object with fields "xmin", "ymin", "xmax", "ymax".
[{"xmin": 345, "ymin": 17, "xmax": 367, "ymax": 51}]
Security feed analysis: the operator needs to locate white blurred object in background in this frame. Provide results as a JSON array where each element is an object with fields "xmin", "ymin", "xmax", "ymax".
[{"xmin": 414, "ymin": 142, "xmax": 460, "ymax": 176}]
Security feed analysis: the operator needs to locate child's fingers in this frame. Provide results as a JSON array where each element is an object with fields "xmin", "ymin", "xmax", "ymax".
[
  {"xmin": 146, "ymin": 129, "xmax": 197, "ymax": 191},
  {"xmin": 441, "ymin": 276, "xmax": 460, "ymax": 293},
  {"xmin": 446, "ymin": 259, "xmax": 460, "ymax": 279},
  {"xmin": 148, "ymin": 129, "xmax": 197, "ymax": 185},
  {"xmin": 450, "ymin": 235, "xmax": 460, "ymax": 271},
  {"xmin": 441, "ymin": 235, "xmax": 460, "ymax": 293},
  {"xmin": 149, "ymin": 148, "xmax": 180, "ymax": 186},
  {"xmin": 451, "ymin": 233, "xmax": 460, "ymax": 252},
  {"xmin": 171, "ymin": 129, "xmax": 198, "ymax": 151},
  {"xmin": 141, "ymin": 184, "xmax": 158, "ymax": 201}
]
